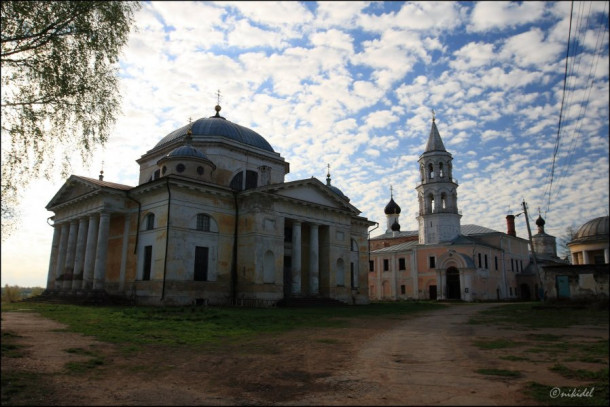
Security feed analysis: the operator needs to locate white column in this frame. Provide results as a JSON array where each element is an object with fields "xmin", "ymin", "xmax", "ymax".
[
  {"xmin": 71, "ymin": 217, "xmax": 89, "ymax": 290},
  {"xmin": 309, "ymin": 224, "xmax": 319, "ymax": 295},
  {"xmin": 62, "ymin": 220, "xmax": 79, "ymax": 290},
  {"xmin": 582, "ymin": 250, "xmax": 590, "ymax": 265},
  {"xmin": 291, "ymin": 221, "xmax": 302, "ymax": 295},
  {"xmin": 93, "ymin": 212, "xmax": 111, "ymax": 290},
  {"xmin": 118, "ymin": 214, "xmax": 131, "ymax": 292},
  {"xmin": 46, "ymin": 225, "xmax": 62, "ymax": 289},
  {"xmin": 82, "ymin": 214, "xmax": 99, "ymax": 290},
  {"xmin": 604, "ymin": 248, "xmax": 609, "ymax": 264},
  {"xmin": 54, "ymin": 223, "xmax": 70, "ymax": 289}
]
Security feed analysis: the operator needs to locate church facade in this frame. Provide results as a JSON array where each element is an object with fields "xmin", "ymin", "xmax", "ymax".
[
  {"xmin": 44, "ymin": 105, "xmax": 374, "ymax": 306},
  {"xmin": 369, "ymin": 117, "xmax": 531, "ymax": 301}
]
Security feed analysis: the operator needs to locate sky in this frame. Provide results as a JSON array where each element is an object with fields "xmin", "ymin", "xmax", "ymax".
[{"xmin": 2, "ymin": 1, "xmax": 609, "ymax": 288}]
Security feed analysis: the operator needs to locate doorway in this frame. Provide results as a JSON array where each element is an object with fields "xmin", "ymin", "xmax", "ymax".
[{"xmin": 446, "ymin": 267, "xmax": 461, "ymax": 299}]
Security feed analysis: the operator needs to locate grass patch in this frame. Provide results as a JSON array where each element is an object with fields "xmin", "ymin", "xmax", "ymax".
[
  {"xmin": 1, "ymin": 331, "xmax": 26, "ymax": 358},
  {"xmin": 476, "ymin": 368, "xmax": 522, "ymax": 378},
  {"xmin": 525, "ymin": 381, "xmax": 609, "ymax": 406},
  {"xmin": 526, "ymin": 333, "xmax": 564, "ymax": 341},
  {"xmin": 550, "ymin": 364, "xmax": 609, "ymax": 381},
  {"xmin": 64, "ymin": 357, "xmax": 105, "ymax": 374},
  {"xmin": 1, "ymin": 371, "xmax": 51, "ymax": 405},
  {"xmin": 1, "ymin": 301, "xmax": 445, "ymax": 347},
  {"xmin": 473, "ymin": 338, "xmax": 523, "ymax": 349},
  {"xmin": 468, "ymin": 302, "xmax": 609, "ymax": 329},
  {"xmin": 499, "ymin": 355, "xmax": 530, "ymax": 361},
  {"xmin": 315, "ymin": 338, "xmax": 342, "ymax": 344}
]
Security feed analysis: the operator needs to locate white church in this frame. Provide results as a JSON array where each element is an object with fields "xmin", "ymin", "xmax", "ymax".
[{"xmin": 44, "ymin": 104, "xmax": 374, "ymax": 306}]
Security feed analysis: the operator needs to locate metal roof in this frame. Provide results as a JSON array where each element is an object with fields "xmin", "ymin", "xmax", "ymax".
[{"xmin": 154, "ymin": 116, "xmax": 274, "ymax": 152}]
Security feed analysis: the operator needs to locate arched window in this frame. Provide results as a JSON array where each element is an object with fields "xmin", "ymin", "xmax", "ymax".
[
  {"xmin": 336, "ymin": 258, "xmax": 345, "ymax": 287},
  {"xmin": 230, "ymin": 172, "xmax": 243, "ymax": 190},
  {"xmin": 439, "ymin": 163, "xmax": 444, "ymax": 178},
  {"xmin": 351, "ymin": 239, "xmax": 359, "ymax": 252},
  {"xmin": 263, "ymin": 250, "xmax": 275, "ymax": 283},
  {"xmin": 440, "ymin": 193, "xmax": 447, "ymax": 210},
  {"xmin": 428, "ymin": 194, "xmax": 435, "ymax": 213},
  {"xmin": 145, "ymin": 213, "xmax": 155, "ymax": 230},
  {"xmin": 196, "ymin": 214, "xmax": 210, "ymax": 231},
  {"xmin": 428, "ymin": 163, "xmax": 434, "ymax": 179}
]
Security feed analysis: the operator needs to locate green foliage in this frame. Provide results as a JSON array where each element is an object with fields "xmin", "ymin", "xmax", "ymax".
[
  {"xmin": 0, "ymin": 1, "xmax": 140, "ymax": 238},
  {"xmin": 1, "ymin": 285, "xmax": 45, "ymax": 303}
]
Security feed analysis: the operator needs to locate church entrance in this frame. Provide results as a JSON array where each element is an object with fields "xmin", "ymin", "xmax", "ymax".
[{"xmin": 446, "ymin": 267, "xmax": 461, "ymax": 300}]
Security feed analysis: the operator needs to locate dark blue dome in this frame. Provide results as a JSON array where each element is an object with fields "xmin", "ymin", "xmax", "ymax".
[
  {"xmin": 329, "ymin": 185, "xmax": 350, "ymax": 202},
  {"xmin": 155, "ymin": 115, "xmax": 274, "ymax": 152},
  {"xmin": 167, "ymin": 145, "xmax": 209, "ymax": 160}
]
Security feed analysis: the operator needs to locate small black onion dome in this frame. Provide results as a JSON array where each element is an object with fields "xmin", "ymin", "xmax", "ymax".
[
  {"xmin": 384, "ymin": 197, "xmax": 401, "ymax": 215},
  {"xmin": 536, "ymin": 215, "xmax": 545, "ymax": 227},
  {"xmin": 391, "ymin": 219, "xmax": 401, "ymax": 232}
]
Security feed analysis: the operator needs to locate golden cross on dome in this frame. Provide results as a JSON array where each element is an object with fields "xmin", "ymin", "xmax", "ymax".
[
  {"xmin": 216, "ymin": 89, "xmax": 222, "ymax": 105},
  {"xmin": 390, "ymin": 185, "xmax": 393, "ymax": 198},
  {"xmin": 432, "ymin": 108, "xmax": 436, "ymax": 122}
]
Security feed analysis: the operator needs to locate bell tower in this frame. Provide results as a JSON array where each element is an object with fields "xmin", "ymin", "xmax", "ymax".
[{"xmin": 416, "ymin": 113, "xmax": 461, "ymax": 244}]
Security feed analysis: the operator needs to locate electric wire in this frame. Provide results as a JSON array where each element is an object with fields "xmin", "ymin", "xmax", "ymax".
[{"xmin": 551, "ymin": 2, "xmax": 609, "ymax": 210}]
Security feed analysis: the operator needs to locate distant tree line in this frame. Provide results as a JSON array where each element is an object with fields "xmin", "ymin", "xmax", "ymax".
[{"xmin": 1, "ymin": 284, "xmax": 44, "ymax": 303}]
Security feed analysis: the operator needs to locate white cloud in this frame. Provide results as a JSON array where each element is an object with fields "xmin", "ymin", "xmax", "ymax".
[{"xmin": 468, "ymin": 2, "xmax": 547, "ymax": 33}]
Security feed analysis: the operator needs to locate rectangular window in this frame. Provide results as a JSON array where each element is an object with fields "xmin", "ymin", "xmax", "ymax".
[
  {"xmin": 520, "ymin": 260, "xmax": 524, "ymax": 271},
  {"xmin": 495, "ymin": 256, "xmax": 498, "ymax": 271},
  {"xmin": 509, "ymin": 287, "xmax": 513, "ymax": 296},
  {"xmin": 194, "ymin": 246, "xmax": 209, "ymax": 281},
  {"xmin": 146, "ymin": 214, "xmax": 154, "ymax": 230},
  {"xmin": 350, "ymin": 262, "xmax": 355, "ymax": 288},
  {"xmin": 511, "ymin": 259, "xmax": 514, "ymax": 272},
  {"xmin": 400, "ymin": 285, "xmax": 406, "ymax": 295},
  {"xmin": 484, "ymin": 254, "xmax": 488, "ymax": 269},
  {"xmin": 383, "ymin": 259, "xmax": 389, "ymax": 271},
  {"xmin": 429, "ymin": 256, "xmax": 435, "ymax": 268},
  {"xmin": 142, "ymin": 245, "xmax": 152, "ymax": 281},
  {"xmin": 369, "ymin": 260, "xmax": 374, "ymax": 272},
  {"xmin": 478, "ymin": 253, "xmax": 482, "ymax": 267},
  {"xmin": 196, "ymin": 214, "xmax": 210, "ymax": 231},
  {"xmin": 245, "ymin": 170, "xmax": 258, "ymax": 189},
  {"xmin": 399, "ymin": 258, "xmax": 406, "ymax": 270}
]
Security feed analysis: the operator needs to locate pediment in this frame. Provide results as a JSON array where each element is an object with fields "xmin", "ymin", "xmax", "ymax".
[
  {"xmin": 258, "ymin": 178, "xmax": 359, "ymax": 214},
  {"xmin": 46, "ymin": 176, "xmax": 101, "ymax": 209}
]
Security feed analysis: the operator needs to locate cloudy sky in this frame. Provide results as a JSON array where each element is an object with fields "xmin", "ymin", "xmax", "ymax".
[{"xmin": 2, "ymin": 1, "xmax": 609, "ymax": 287}]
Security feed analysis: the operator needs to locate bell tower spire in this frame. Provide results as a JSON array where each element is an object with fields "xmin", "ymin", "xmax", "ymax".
[{"xmin": 416, "ymin": 112, "xmax": 461, "ymax": 244}]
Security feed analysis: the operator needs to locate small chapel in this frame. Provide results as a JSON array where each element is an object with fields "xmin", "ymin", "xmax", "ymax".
[
  {"xmin": 369, "ymin": 115, "xmax": 532, "ymax": 301},
  {"xmin": 44, "ymin": 103, "xmax": 374, "ymax": 306}
]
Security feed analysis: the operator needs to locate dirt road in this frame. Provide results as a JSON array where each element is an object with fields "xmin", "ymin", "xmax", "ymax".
[{"xmin": 2, "ymin": 303, "xmax": 606, "ymax": 405}]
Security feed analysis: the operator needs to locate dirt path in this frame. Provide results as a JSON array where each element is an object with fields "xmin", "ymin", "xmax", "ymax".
[{"xmin": 2, "ymin": 303, "xmax": 607, "ymax": 405}]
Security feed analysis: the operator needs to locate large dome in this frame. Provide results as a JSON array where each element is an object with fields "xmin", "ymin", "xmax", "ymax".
[
  {"xmin": 571, "ymin": 216, "xmax": 609, "ymax": 244},
  {"xmin": 154, "ymin": 108, "xmax": 274, "ymax": 153}
]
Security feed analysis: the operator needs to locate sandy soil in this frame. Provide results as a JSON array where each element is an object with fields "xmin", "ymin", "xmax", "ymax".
[{"xmin": 2, "ymin": 303, "xmax": 607, "ymax": 406}]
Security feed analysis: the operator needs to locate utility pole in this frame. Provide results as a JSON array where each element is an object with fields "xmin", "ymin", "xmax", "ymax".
[{"xmin": 522, "ymin": 200, "xmax": 543, "ymax": 300}]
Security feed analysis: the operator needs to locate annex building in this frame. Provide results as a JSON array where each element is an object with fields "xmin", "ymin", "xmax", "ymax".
[
  {"xmin": 44, "ymin": 104, "xmax": 374, "ymax": 306},
  {"xmin": 369, "ymin": 116, "xmax": 531, "ymax": 302}
]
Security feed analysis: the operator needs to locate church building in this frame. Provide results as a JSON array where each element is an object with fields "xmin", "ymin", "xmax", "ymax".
[
  {"xmin": 44, "ymin": 104, "xmax": 374, "ymax": 306},
  {"xmin": 369, "ymin": 116, "xmax": 531, "ymax": 301}
]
